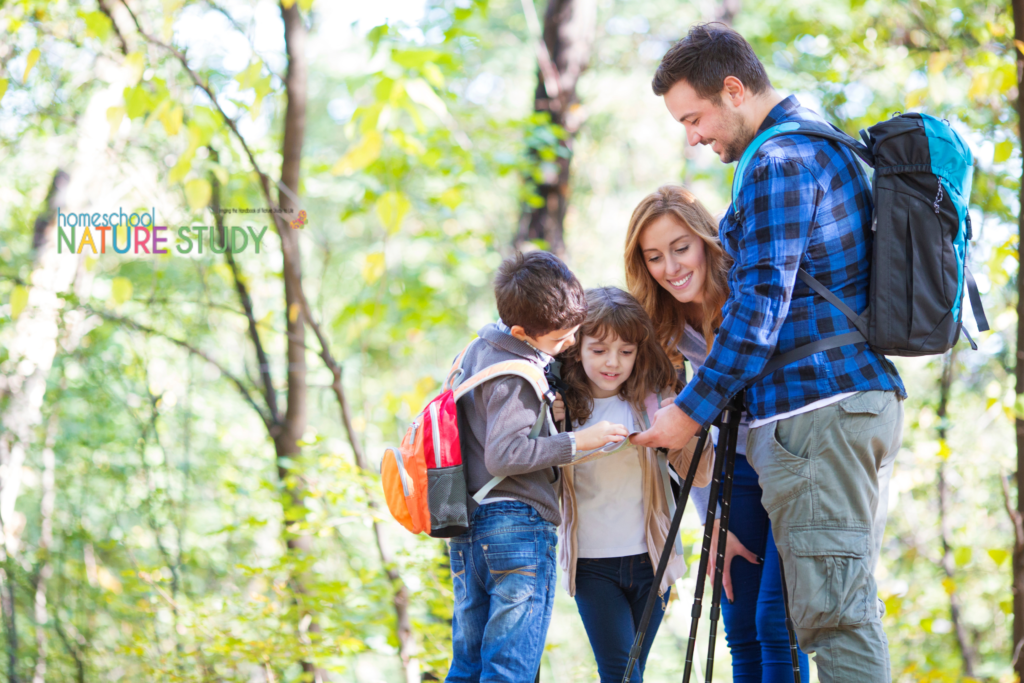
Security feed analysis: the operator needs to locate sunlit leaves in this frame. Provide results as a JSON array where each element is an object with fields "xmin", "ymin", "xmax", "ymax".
[
  {"xmin": 375, "ymin": 191, "xmax": 411, "ymax": 234},
  {"xmin": 110, "ymin": 277, "xmax": 133, "ymax": 305},
  {"xmin": 332, "ymin": 130, "xmax": 383, "ymax": 175},
  {"xmin": 9, "ymin": 285, "xmax": 27, "ymax": 319},
  {"xmin": 22, "ymin": 48, "xmax": 39, "ymax": 82},
  {"xmin": 184, "ymin": 178, "xmax": 212, "ymax": 211}
]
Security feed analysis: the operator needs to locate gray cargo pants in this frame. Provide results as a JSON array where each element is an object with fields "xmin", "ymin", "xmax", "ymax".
[{"xmin": 746, "ymin": 391, "xmax": 904, "ymax": 683}]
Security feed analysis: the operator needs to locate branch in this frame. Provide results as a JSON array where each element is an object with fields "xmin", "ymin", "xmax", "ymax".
[
  {"xmin": 211, "ymin": 165, "xmax": 281, "ymax": 427},
  {"xmin": 81, "ymin": 305, "xmax": 271, "ymax": 430},
  {"xmin": 519, "ymin": 0, "xmax": 562, "ymax": 103},
  {"xmin": 1003, "ymin": 471, "xmax": 1024, "ymax": 551},
  {"xmin": 120, "ymin": 0, "xmax": 288, "ymax": 236}
]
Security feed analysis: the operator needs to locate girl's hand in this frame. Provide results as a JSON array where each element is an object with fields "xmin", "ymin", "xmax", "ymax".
[
  {"xmin": 706, "ymin": 519, "xmax": 761, "ymax": 603},
  {"xmin": 552, "ymin": 392, "xmax": 565, "ymax": 423},
  {"xmin": 575, "ymin": 421, "xmax": 629, "ymax": 451}
]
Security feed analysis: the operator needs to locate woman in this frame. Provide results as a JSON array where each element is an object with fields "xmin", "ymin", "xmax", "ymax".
[{"xmin": 624, "ymin": 185, "xmax": 810, "ymax": 682}]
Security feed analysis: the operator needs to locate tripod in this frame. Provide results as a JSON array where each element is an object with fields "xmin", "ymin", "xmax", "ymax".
[{"xmin": 622, "ymin": 391, "xmax": 802, "ymax": 683}]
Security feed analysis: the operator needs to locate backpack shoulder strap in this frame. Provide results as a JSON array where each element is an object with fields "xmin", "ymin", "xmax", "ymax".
[
  {"xmin": 444, "ymin": 338, "xmax": 481, "ymax": 391},
  {"xmin": 452, "ymin": 360, "xmax": 552, "ymax": 403},
  {"xmin": 732, "ymin": 120, "xmax": 873, "ymax": 216},
  {"xmin": 455, "ymin": 359, "xmax": 555, "ymax": 505}
]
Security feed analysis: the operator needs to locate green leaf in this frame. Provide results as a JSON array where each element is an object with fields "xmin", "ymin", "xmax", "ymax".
[
  {"xmin": 80, "ymin": 10, "xmax": 112, "ymax": 41},
  {"xmin": 953, "ymin": 547, "xmax": 971, "ymax": 567},
  {"xmin": 988, "ymin": 548, "xmax": 1009, "ymax": 567},
  {"xmin": 994, "ymin": 140, "xmax": 1013, "ymax": 163},
  {"xmin": 106, "ymin": 105, "xmax": 125, "ymax": 139},
  {"xmin": 123, "ymin": 52, "xmax": 145, "ymax": 86},
  {"xmin": 185, "ymin": 178, "xmax": 212, "ymax": 210},
  {"xmin": 332, "ymin": 130, "xmax": 383, "ymax": 175},
  {"xmin": 111, "ymin": 278, "xmax": 133, "ymax": 305},
  {"xmin": 123, "ymin": 84, "xmax": 154, "ymax": 119},
  {"xmin": 375, "ymin": 191, "xmax": 411, "ymax": 234},
  {"xmin": 10, "ymin": 285, "xmax": 27, "ymax": 319},
  {"xmin": 234, "ymin": 60, "xmax": 263, "ymax": 90},
  {"xmin": 23, "ymin": 48, "xmax": 39, "ymax": 82},
  {"xmin": 0, "ymin": 79, "xmax": 8, "ymax": 105}
]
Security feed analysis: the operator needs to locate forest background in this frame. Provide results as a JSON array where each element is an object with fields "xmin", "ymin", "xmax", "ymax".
[{"xmin": 0, "ymin": 0, "xmax": 1022, "ymax": 681}]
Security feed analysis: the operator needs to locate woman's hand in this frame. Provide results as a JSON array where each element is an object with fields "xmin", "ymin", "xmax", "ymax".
[
  {"xmin": 575, "ymin": 421, "xmax": 629, "ymax": 451},
  {"xmin": 706, "ymin": 518, "xmax": 761, "ymax": 603},
  {"xmin": 552, "ymin": 392, "xmax": 565, "ymax": 423}
]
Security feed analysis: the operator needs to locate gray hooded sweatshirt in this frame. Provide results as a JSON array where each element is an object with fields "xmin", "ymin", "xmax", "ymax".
[{"xmin": 455, "ymin": 323, "xmax": 575, "ymax": 526}]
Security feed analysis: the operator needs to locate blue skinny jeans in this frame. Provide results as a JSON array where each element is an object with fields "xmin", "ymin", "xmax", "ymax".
[
  {"xmin": 573, "ymin": 553, "xmax": 669, "ymax": 683},
  {"xmin": 720, "ymin": 453, "xmax": 810, "ymax": 682}
]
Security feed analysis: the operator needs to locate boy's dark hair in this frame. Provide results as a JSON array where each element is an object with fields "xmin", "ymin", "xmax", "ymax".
[
  {"xmin": 495, "ymin": 251, "xmax": 587, "ymax": 338},
  {"xmin": 652, "ymin": 23, "xmax": 771, "ymax": 100}
]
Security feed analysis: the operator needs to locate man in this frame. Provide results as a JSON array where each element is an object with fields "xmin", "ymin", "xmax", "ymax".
[{"xmin": 633, "ymin": 23, "xmax": 906, "ymax": 683}]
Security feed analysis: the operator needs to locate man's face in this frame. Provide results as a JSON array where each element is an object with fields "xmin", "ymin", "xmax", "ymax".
[{"xmin": 663, "ymin": 79, "xmax": 756, "ymax": 164}]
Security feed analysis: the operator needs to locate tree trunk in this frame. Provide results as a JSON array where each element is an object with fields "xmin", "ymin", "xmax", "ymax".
[
  {"xmin": 1013, "ymin": 0, "xmax": 1024, "ymax": 677},
  {"xmin": 935, "ymin": 351, "xmax": 977, "ymax": 676},
  {"xmin": 515, "ymin": 0, "xmax": 596, "ymax": 257},
  {"xmin": 0, "ymin": 171, "xmax": 73, "ymax": 562},
  {"xmin": 30, "ymin": 415, "xmax": 57, "ymax": 683}
]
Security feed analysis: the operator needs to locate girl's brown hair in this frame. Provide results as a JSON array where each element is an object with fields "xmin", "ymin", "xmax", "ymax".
[
  {"xmin": 560, "ymin": 287, "xmax": 678, "ymax": 425},
  {"xmin": 624, "ymin": 185, "xmax": 731, "ymax": 366}
]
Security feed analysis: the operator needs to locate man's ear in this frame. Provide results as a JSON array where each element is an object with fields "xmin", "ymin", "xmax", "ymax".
[{"xmin": 722, "ymin": 75, "xmax": 745, "ymax": 106}]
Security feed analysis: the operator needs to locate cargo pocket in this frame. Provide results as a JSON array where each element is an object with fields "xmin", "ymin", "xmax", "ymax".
[
  {"xmin": 757, "ymin": 423, "xmax": 812, "ymax": 515},
  {"xmin": 837, "ymin": 391, "xmax": 896, "ymax": 434},
  {"xmin": 788, "ymin": 527, "xmax": 872, "ymax": 629},
  {"xmin": 450, "ymin": 546, "xmax": 467, "ymax": 604},
  {"xmin": 428, "ymin": 464, "xmax": 469, "ymax": 536},
  {"xmin": 483, "ymin": 542, "xmax": 539, "ymax": 604}
]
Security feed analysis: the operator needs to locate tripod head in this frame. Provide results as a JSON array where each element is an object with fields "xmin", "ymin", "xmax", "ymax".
[{"xmin": 714, "ymin": 389, "xmax": 746, "ymax": 429}]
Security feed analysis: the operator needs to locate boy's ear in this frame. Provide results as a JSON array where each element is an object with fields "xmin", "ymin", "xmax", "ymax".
[{"xmin": 508, "ymin": 325, "xmax": 529, "ymax": 342}]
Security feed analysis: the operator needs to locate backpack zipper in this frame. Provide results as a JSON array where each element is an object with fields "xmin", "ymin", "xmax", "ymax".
[
  {"xmin": 933, "ymin": 183, "xmax": 944, "ymax": 214},
  {"xmin": 429, "ymin": 402, "xmax": 443, "ymax": 466}
]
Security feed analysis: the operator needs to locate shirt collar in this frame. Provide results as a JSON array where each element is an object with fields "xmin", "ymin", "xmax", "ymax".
[
  {"xmin": 755, "ymin": 94, "xmax": 803, "ymax": 136},
  {"xmin": 492, "ymin": 321, "xmax": 554, "ymax": 364}
]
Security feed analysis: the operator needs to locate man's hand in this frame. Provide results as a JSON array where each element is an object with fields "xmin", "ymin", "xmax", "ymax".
[
  {"xmin": 631, "ymin": 402, "xmax": 700, "ymax": 449},
  {"xmin": 706, "ymin": 519, "xmax": 761, "ymax": 602}
]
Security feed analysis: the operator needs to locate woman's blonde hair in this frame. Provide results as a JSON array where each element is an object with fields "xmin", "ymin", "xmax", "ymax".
[
  {"xmin": 560, "ymin": 287, "xmax": 678, "ymax": 425},
  {"xmin": 624, "ymin": 185, "xmax": 731, "ymax": 366}
]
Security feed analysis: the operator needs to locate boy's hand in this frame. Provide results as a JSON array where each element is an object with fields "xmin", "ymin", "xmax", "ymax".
[
  {"xmin": 552, "ymin": 392, "xmax": 565, "ymax": 423},
  {"xmin": 575, "ymin": 421, "xmax": 629, "ymax": 451}
]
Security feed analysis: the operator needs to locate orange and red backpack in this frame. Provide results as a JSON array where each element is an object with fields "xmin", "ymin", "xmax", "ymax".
[{"xmin": 381, "ymin": 339, "xmax": 555, "ymax": 538}]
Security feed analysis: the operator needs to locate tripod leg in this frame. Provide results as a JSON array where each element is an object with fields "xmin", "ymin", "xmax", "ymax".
[
  {"xmin": 778, "ymin": 556, "xmax": 802, "ymax": 683},
  {"xmin": 621, "ymin": 429, "xmax": 711, "ymax": 683},
  {"xmin": 704, "ymin": 412, "xmax": 739, "ymax": 682},
  {"xmin": 681, "ymin": 430, "xmax": 729, "ymax": 683}
]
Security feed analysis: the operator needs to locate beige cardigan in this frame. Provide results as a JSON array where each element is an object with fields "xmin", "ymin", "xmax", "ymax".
[{"xmin": 557, "ymin": 396, "xmax": 714, "ymax": 597}]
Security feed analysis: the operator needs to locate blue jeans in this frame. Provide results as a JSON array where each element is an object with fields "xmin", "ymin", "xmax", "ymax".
[
  {"xmin": 720, "ymin": 454, "xmax": 810, "ymax": 682},
  {"xmin": 446, "ymin": 501, "xmax": 557, "ymax": 683},
  {"xmin": 573, "ymin": 553, "xmax": 669, "ymax": 683}
]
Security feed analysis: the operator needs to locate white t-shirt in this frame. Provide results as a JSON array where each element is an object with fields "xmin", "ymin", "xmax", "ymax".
[{"xmin": 573, "ymin": 395, "xmax": 648, "ymax": 558}]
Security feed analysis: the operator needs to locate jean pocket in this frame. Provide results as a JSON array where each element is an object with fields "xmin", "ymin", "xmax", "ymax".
[
  {"xmin": 758, "ymin": 424, "xmax": 812, "ymax": 514},
  {"xmin": 788, "ymin": 526, "xmax": 873, "ymax": 629},
  {"xmin": 450, "ymin": 546, "xmax": 467, "ymax": 604},
  {"xmin": 837, "ymin": 391, "xmax": 895, "ymax": 434},
  {"xmin": 483, "ymin": 542, "xmax": 540, "ymax": 604}
]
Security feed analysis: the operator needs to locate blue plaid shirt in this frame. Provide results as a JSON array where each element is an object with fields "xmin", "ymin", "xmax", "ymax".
[{"xmin": 676, "ymin": 95, "xmax": 906, "ymax": 425}]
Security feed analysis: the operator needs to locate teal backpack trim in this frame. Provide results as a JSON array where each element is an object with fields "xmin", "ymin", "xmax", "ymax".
[
  {"xmin": 922, "ymin": 114, "xmax": 973, "ymax": 322},
  {"xmin": 731, "ymin": 121, "xmax": 801, "ymax": 215}
]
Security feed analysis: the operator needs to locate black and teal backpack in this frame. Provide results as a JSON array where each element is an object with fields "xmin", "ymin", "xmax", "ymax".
[{"xmin": 736, "ymin": 112, "xmax": 990, "ymax": 378}]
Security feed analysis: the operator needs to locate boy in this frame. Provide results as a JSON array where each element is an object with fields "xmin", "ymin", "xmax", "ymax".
[{"xmin": 446, "ymin": 251, "xmax": 628, "ymax": 682}]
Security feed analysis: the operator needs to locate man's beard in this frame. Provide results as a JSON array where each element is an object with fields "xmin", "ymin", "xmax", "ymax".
[{"xmin": 719, "ymin": 107, "xmax": 757, "ymax": 164}]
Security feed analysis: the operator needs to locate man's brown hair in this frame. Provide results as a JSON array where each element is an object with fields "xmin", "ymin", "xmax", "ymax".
[
  {"xmin": 494, "ymin": 251, "xmax": 587, "ymax": 338},
  {"xmin": 652, "ymin": 23, "xmax": 771, "ymax": 99}
]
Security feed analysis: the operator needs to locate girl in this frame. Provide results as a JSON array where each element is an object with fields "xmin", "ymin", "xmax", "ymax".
[
  {"xmin": 624, "ymin": 185, "xmax": 810, "ymax": 682},
  {"xmin": 554, "ymin": 286, "xmax": 713, "ymax": 683}
]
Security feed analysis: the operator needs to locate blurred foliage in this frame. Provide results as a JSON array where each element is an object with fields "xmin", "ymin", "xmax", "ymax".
[{"xmin": 0, "ymin": 0, "xmax": 1021, "ymax": 680}]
